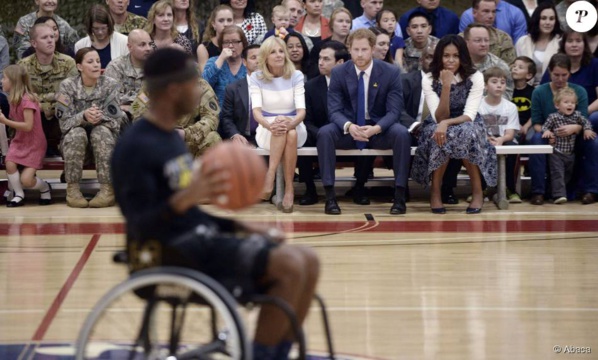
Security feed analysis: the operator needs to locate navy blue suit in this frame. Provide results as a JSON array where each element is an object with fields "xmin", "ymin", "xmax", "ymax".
[{"xmin": 317, "ymin": 59, "xmax": 411, "ymax": 188}]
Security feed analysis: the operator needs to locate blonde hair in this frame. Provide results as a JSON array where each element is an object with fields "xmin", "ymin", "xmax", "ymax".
[
  {"xmin": 145, "ymin": 0, "xmax": 179, "ymax": 41},
  {"xmin": 202, "ymin": 5, "xmax": 233, "ymax": 42},
  {"xmin": 257, "ymin": 36, "xmax": 296, "ymax": 81},
  {"xmin": 329, "ymin": 7, "xmax": 353, "ymax": 33},
  {"xmin": 272, "ymin": 5, "xmax": 290, "ymax": 18},
  {"xmin": 554, "ymin": 87, "xmax": 577, "ymax": 105},
  {"xmin": 3, "ymin": 65, "xmax": 40, "ymax": 106}
]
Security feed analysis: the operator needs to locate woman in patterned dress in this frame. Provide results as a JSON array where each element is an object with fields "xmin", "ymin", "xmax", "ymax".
[
  {"xmin": 220, "ymin": 0, "xmax": 267, "ymax": 45},
  {"xmin": 411, "ymin": 35, "xmax": 497, "ymax": 214}
]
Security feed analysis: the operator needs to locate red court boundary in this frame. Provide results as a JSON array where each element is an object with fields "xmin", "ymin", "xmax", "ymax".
[
  {"xmin": 31, "ymin": 234, "xmax": 100, "ymax": 341},
  {"xmin": 1, "ymin": 220, "xmax": 598, "ymax": 236}
]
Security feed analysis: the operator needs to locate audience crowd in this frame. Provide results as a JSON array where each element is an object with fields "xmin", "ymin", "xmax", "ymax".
[{"xmin": 1, "ymin": 0, "xmax": 598, "ymax": 212}]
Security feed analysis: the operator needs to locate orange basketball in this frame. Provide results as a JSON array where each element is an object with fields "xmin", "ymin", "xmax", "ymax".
[{"xmin": 201, "ymin": 142, "xmax": 267, "ymax": 210}]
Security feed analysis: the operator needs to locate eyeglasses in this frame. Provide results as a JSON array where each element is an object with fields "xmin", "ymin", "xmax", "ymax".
[
  {"xmin": 222, "ymin": 40, "xmax": 242, "ymax": 46},
  {"xmin": 92, "ymin": 25, "xmax": 109, "ymax": 33}
]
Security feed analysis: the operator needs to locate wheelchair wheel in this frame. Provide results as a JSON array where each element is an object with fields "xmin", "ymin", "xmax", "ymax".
[{"xmin": 75, "ymin": 267, "xmax": 250, "ymax": 360}]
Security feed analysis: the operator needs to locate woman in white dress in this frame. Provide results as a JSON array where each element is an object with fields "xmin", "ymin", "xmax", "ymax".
[{"xmin": 249, "ymin": 36, "xmax": 307, "ymax": 213}]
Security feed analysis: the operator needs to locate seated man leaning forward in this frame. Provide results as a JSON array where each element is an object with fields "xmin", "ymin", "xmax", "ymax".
[
  {"xmin": 317, "ymin": 28, "xmax": 411, "ymax": 215},
  {"xmin": 130, "ymin": 70, "xmax": 222, "ymax": 157},
  {"xmin": 111, "ymin": 48, "xmax": 320, "ymax": 360}
]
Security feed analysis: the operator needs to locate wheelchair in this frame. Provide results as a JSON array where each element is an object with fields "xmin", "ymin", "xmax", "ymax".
[{"xmin": 75, "ymin": 250, "xmax": 335, "ymax": 360}]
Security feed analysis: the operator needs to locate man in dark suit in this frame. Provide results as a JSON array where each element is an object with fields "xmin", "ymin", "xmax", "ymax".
[
  {"xmin": 317, "ymin": 28, "xmax": 411, "ymax": 215},
  {"xmin": 299, "ymin": 41, "xmax": 350, "ymax": 205},
  {"xmin": 218, "ymin": 44, "xmax": 260, "ymax": 146},
  {"xmin": 401, "ymin": 41, "xmax": 435, "ymax": 139}
]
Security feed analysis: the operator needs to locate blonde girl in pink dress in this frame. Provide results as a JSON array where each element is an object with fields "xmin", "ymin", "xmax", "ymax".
[{"xmin": 0, "ymin": 64, "xmax": 51, "ymax": 207}]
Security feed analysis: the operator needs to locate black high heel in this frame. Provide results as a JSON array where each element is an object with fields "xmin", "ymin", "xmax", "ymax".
[
  {"xmin": 466, "ymin": 207, "xmax": 482, "ymax": 214},
  {"xmin": 431, "ymin": 207, "xmax": 446, "ymax": 214}
]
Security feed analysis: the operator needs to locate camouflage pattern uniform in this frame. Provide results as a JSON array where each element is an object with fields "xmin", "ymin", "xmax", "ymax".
[
  {"xmin": 18, "ymin": 52, "xmax": 78, "ymax": 150},
  {"xmin": 114, "ymin": 12, "xmax": 148, "ymax": 36},
  {"xmin": 18, "ymin": 52, "xmax": 78, "ymax": 120},
  {"xmin": 56, "ymin": 75, "xmax": 124, "ymax": 184},
  {"xmin": 130, "ymin": 78, "xmax": 222, "ymax": 157},
  {"xmin": 104, "ymin": 54, "xmax": 144, "ymax": 106},
  {"xmin": 476, "ymin": 52, "xmax": 515, "ymax": 100},
  {"xmin": 13, "ymin": 12, "xmax": 79, "ymax": 59},
  {"xmin": 459, "ymin": 27, "xmax": 516, "ymax": 66},
  {"xmin": 403, "ymin": 36, "xmax": 439, "ymax": 73}
]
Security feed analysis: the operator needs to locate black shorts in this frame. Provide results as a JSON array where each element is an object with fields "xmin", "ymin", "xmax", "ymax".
[{"xmin": 130, "ymin": 224, "xmax": 278, "ymax": 299}]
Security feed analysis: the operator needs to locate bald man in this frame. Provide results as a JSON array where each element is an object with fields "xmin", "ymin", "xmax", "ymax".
[{"xmin": 104, "ymin": 29, "xmax": 153, "ymax": 115}]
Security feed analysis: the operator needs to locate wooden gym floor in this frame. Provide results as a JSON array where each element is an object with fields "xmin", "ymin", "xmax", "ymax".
[{"xmin": 1, "ymin": 174, "xmax": 597, "ymax": 359}]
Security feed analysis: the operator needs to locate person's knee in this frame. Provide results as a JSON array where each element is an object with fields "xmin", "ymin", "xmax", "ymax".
[
  {"xmin": 20, "ymin": 173, "xmax": 36, "ymax": 188},
  {"xmin": 268, "ymin": 246, "xmax": 306, "ymax": 286},
  {"xmin": 5, "ymin": 161, "xmax": 17, "ymax": 174},
  {"xmin": 296, "ymin": 245, "xmax": 319, "ymax": 282},
  {"xmin": 286, "ymin": 129, "xmax": 297, "ymax": 144},
  {"xmin": 389, "ymin": 124, "xmax": 409, "ymax": 140},
  {"xmin": 317, "ymin": 124, "xmax": 335, "ymax": 144}
]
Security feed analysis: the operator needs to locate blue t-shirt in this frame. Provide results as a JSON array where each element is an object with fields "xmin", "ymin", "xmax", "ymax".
[
  {"xmin": 94, "ymin": 42, "xmax": 112, "ymax": 69},
  {"xmin": 112, "ymin": 119, "xmax": 234, "ymax": 244}
]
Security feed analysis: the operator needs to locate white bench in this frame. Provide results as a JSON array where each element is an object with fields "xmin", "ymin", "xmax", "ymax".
[{"xmin": 255, "ymin": 145, "xmax": 553, "ymax": 210}]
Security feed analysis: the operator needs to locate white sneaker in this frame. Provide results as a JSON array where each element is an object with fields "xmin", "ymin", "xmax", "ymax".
[{"xmin": 554, "ymin": 197, "xmax": 567, "ymax": 204}]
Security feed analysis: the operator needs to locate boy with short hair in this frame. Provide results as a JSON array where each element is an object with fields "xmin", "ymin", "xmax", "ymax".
[
  {"xmin": 542, "ymin": 87, "xmax": 596, "ymax": 204},
  {"xmin": 263, "ymin": 5, "xmax": 291, "ymax": 41},
  {"xmin": 510, "ymin": 56, "xmax": 536, "ymax": 142},
  {"xmin": 479, "ymin": 66, "xmax": 522, "ymax": 203}
]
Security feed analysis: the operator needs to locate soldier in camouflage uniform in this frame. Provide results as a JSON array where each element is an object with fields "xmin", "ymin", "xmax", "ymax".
[
  {"xmin": 402, "ymin": 12, "xmax": 439, "ymax": 73},
  {"xmin": 18, "ymin": 23, "xmax": 78, "ymax": 154},
  {"xmin": 130, "ymin": 77, "xmax": 222, "ymax": 157},
  {"xmin": 107, "ymin": 0, "xmax": 148, "ymax": 35},
  {"xmin": 458, "ymin": 0, "xmax": 516, "ymax": 65},
  {"xmin": 56, "ymin": 48, "xmax": 125, "ymax": 208},
  {"xmin": 13, "ymin": 0, "xmax": 79, "ymax": 59},
  {"xmin": 104, "ymin": 29, "xmax": 153, "ymax": 121}
]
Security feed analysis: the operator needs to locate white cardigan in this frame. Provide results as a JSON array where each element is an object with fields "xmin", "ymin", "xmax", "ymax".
[
  {"xmin": 74, "ymin": 31, "xmax": 129, "ymax": 62},
  {"xmin": 515, "ymin": 35, "xmax": 561, "ymax": 78}
]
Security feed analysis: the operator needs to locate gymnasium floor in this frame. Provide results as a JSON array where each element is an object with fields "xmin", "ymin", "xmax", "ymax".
[{"xmin": 1, "ymin": 184, "xmax": 597, "ymax": 360}]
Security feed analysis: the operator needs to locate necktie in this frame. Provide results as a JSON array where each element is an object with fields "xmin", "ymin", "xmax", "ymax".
[{"xmin": 356, "ymin": 71, "xmax": 366, "ymax": 149}]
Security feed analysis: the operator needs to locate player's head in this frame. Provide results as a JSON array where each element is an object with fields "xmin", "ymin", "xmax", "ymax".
[{"xmin": 144, "ymin": 48, "xmax": 199, "ymax": 116}]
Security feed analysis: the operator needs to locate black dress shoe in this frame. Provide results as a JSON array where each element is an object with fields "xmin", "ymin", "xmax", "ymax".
[
  {"xmin": 353, "ymin": 188, "xmax": 370, "ymax": 205},
  {"xmin": 324, "ymin": 199, "xmax": 341, "ymax": 215},
  {"xmin": 39, "ymin": 182, "xmax": 52, "ymax": 206},
  {"xmin": 299, "ymin": 192, "xmax": 318, "ymax": 205},
  {"xmin": 390, "ymin": 199, "xmax": 406, "ymax": 215},
  {"xmin": 441, "ymin": 191, "xmax": 459, "ymax": 204},
  {"xmin": 465, "ymin": 207, "xmax": 482, "ymax": 214},
  {"xmin": 431, "ymin": 207, "xmax": 446, "ymax": 214},
  {"xmin": 7, "ymin": 195, "xmax": 24, "ymax": 208}
]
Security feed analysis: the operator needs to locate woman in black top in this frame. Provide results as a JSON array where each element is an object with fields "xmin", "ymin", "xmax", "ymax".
[{"xmin": 197, "ymin": 5, "xmax": 233, "ymax": 74}]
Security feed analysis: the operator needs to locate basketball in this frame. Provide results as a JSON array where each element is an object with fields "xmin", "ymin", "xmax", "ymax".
[{"xmin": 200, "ymin": 142, "xmax": 267, "ymax": 210}]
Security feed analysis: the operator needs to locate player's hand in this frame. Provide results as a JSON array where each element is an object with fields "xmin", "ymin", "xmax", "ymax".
[
  {"xmin": 191, "ymin": 158, "xmax": 230, "ymax": 203},
  {"xmin": 349, "ymin": 124, "xmax": 369, "ymax": 142}
]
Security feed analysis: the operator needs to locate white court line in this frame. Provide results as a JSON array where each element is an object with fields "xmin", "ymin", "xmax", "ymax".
[{"xmin": 2, "ymin": 306, "xmax": 598, "ymax": 315}]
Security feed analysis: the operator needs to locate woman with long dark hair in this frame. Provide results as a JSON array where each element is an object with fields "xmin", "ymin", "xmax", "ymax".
[
  {"xmin": 284, "ymin": 32, "xmax": 310, "ymax": 76},
  {"xmin": 412, "ymin": 35, "xmax": 496, "ymax": 214},
  {"xmin": 515, "ymin": 2, "xmax": 562, "ymax": 85}
]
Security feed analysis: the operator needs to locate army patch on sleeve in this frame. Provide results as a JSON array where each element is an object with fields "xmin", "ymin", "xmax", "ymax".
[
  {"xmin": 209, "ymin": 101, "xmax": 218, "ymax": 111},
  {"xmin": 138, "ymin": 91, "xmax": 149, "ymax": 104},
  {"xmin": 55, "ymin": 93, "xmax": 70, "ymax": 107}
]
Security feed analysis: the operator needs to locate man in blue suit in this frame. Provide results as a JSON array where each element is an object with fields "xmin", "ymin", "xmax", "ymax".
[{"xmin": 317, "ymin": 28, "xmax": 411, "ymax": 215}]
